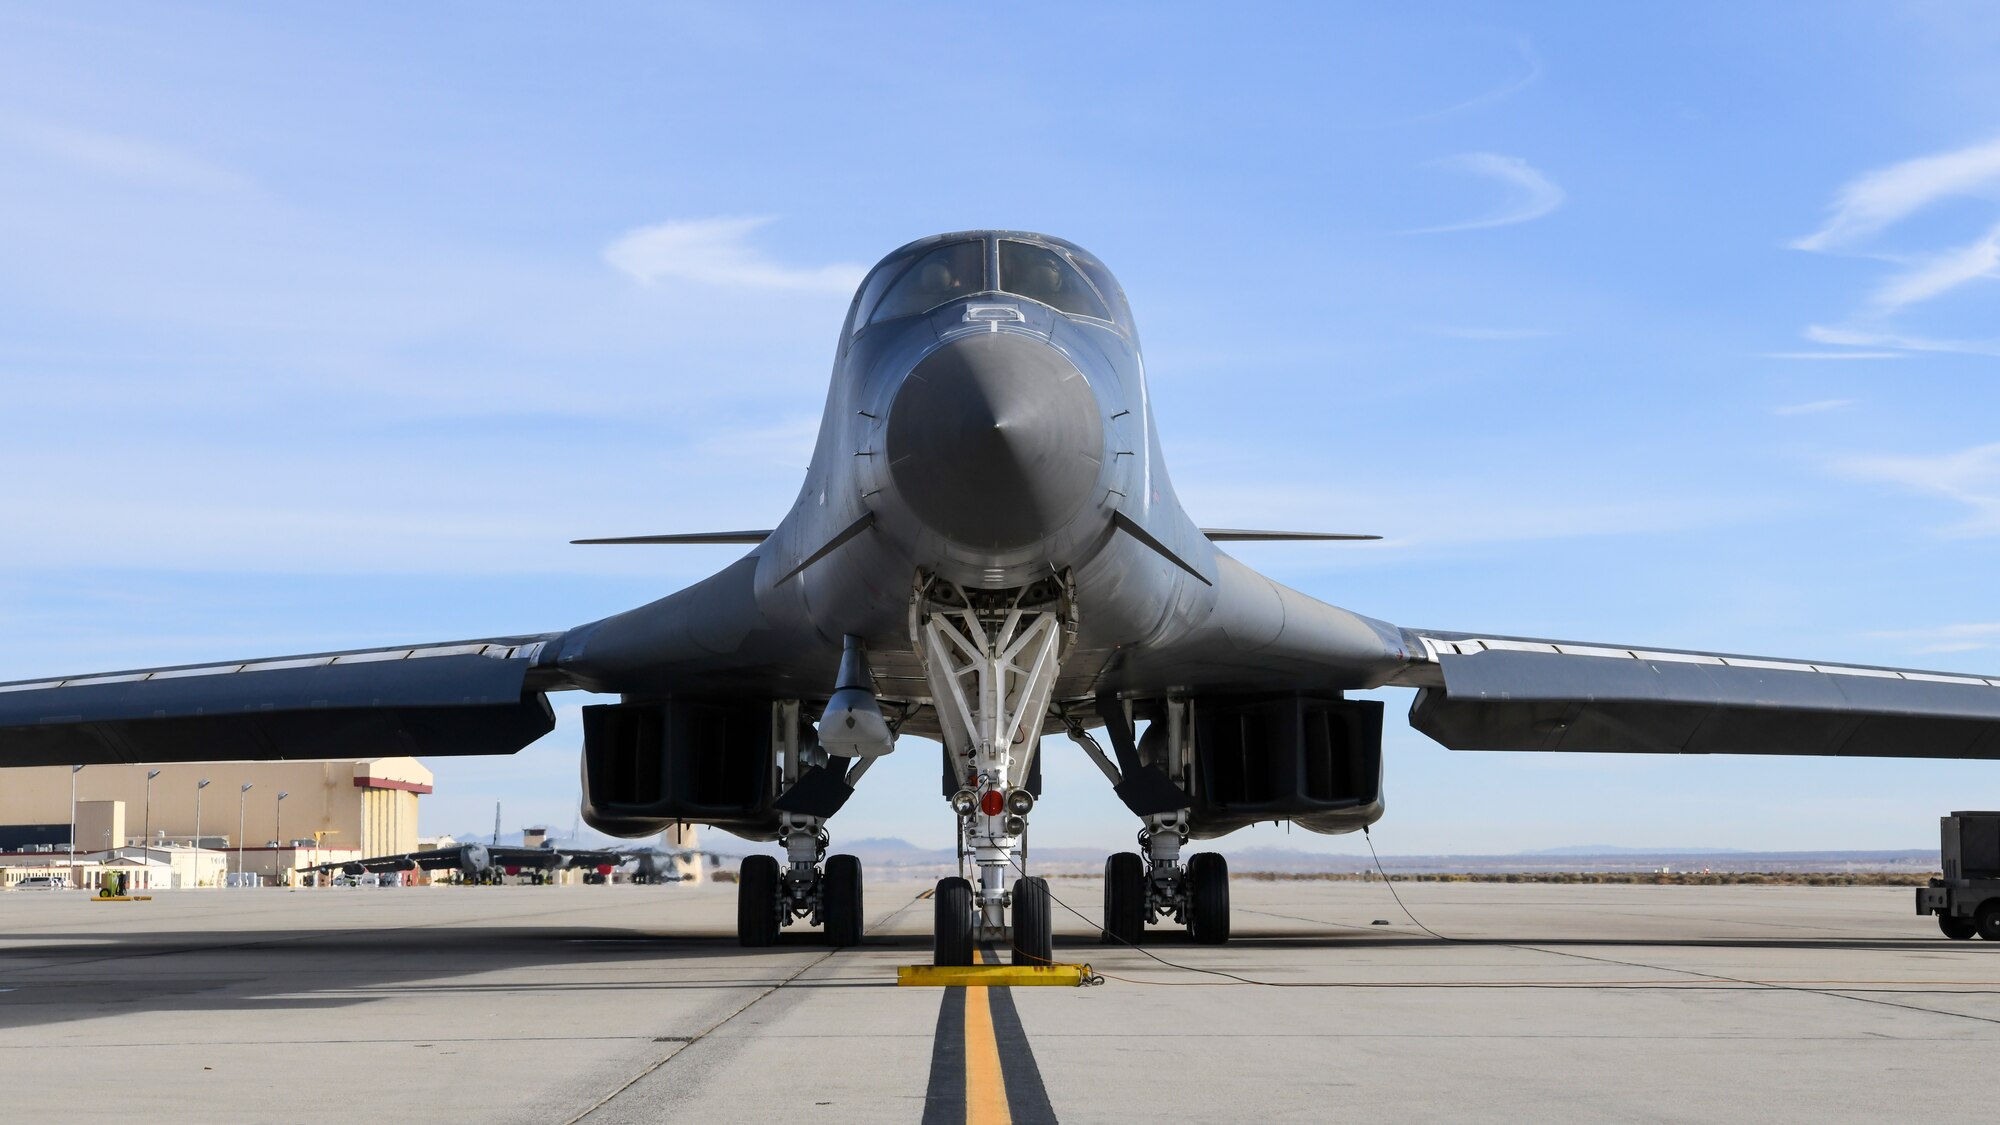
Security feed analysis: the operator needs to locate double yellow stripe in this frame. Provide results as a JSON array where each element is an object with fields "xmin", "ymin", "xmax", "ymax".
[{"xmin": 964, "ymin": 948, "xmax": 1011, "ymax": 1124}]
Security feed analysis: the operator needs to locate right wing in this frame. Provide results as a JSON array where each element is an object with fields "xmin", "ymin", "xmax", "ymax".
[
  {"xmin": 0, "ymin": 635, "xmax": 562, "ymax": 766},
  {"xmin": 1401, "ymin": 630, "xmax": 2000, "ymax": 759}
]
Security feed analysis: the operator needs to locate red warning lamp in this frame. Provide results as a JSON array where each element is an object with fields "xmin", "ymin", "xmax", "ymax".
[{"xmin": 979, "ymin": 788, "xmax": 1005, "ymax": 817}]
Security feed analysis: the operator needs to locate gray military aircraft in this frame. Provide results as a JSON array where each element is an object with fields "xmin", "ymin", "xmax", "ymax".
[
  {"xmin": 309, "ymin": 838, "xmax": 707, "ymax": 885},
  {"xmin": 8, "ymin": 230, "xmax": 2000, "ymax": 962},
  {"xmin": 312, "ymin": 839, "xmax": 629, "ymax": 885}
]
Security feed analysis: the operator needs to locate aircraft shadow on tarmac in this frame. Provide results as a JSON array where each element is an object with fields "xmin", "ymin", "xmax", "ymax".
[
  {"xmin": 1, "ymin": 921, "xmax": 1984, "ymax": 1031},
  {"xmin": 0, "ymin": 925, "xmax": 888, "ymax": 1032}
]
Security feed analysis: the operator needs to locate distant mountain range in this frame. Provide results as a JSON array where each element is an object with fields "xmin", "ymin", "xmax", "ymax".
[
  {"xmin": 715, "ymin": 837, "xmax": 1936, "ymax": 874},
  {"xmin": 1524, "ymin": 845, "xmax": 1742, "ymax": 856},
  {"xmin": 430, "ymin": 831, "xmax": 1935, "ymax": 874}
]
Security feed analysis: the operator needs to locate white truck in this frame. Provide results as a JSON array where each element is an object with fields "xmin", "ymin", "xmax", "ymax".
[{"xmin": 1916, "ymin": 811, "xmax": 2000, "ymax": 940}]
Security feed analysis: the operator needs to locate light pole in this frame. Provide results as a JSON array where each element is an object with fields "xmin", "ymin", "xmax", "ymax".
[
  {"xmin": 275, "ymin": 791, "xmax": 289, "ymax": 885},
  {"xmin": 67, "ymin": 765, "xmax": 83, "ymax": 867},
  {"xmin": 194, "ymin": 778, "xmax": 211, "ymax": 886},
  {"xmin": 143, "ymin": 769, "xmax": 160, "ymax": 864},
  {"xmin": 236, "ymin": 783, "xmax": 253, "ymax": 885}
]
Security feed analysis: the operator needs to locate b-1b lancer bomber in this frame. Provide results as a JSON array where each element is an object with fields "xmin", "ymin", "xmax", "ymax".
[{"xmin": 8, "ymin": 231, "xmax": 2000, "ymax": 960}]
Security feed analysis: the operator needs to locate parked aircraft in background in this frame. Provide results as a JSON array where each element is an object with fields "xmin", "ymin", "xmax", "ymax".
[
  {"xmin": 9, "ymin": 230, "xmax": 2000, "ymax": 962},
  {"xmin": 309, "ymin": 836, "xmax": 717, "ymax": 886}
]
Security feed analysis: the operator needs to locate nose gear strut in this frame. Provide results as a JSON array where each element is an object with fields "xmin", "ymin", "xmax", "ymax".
[{"xmin": 915, "ymin": 571, "xmax": 1073, "ymax": 965}]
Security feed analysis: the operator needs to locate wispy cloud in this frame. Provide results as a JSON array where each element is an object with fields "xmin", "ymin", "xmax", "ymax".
[
  {"xmin": 1422, "ymin": 325, "xmax": 1552, "ymax": 341},
  {"xmin": 603, "ymin": 216, "xmax": 865, "ymax": 292},
  {"xmin": 1759, "ymin": 351, "xmax": 1906, "ymax": 360},
  {"xmin": 1794, "ymin": 136, "xmax": 2000, "ymax": 252},
  {"xmin": 1791, "ymin": 136, "xmax": 2000, "ymax": 356},
  {"xmin": 1772, "ymin": 398, "xmax": 1854, "ymax": 416},
  {"xmin": 1868, "ymin": 221, "xmax": 2000, "ymax": 312},
  {"xmin": 0, "ymin": 114, "xmax": 252, "ymax": 194},
  {"xmin": 1805, "ymin": 323, "xmax": 2000, "ymax": 357},
  {"xmin": 1403, "ymin": 34, "xmax": 1543, "ymax": 123},
  {"xmin": 1865, "ymin": 622, "xmax": 2000, "ymax": 655},
  {"xmin": 1404, "ymin": 153, "xmax": 1565, "ymax": 234},
  {"xmin": 1837, "ymin": 442, "xmax": 2000, "ymax": 536}
]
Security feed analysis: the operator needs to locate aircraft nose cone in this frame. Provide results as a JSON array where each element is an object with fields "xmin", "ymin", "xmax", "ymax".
[{"xmin": 886, "ymin": 332, "xmax": 1103, "ymax": 551}]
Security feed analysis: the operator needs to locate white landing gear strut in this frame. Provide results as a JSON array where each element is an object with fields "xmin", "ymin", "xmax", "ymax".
[
  {"xmin": 735, "ymin": 700, "xmax": 868, "ymax": 948},
  {"xmin": 915, "ymin": 574, "xmax": 1071, "ymax": 965}
]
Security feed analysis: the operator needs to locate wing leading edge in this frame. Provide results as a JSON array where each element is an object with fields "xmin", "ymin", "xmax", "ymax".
[
  {"xmin": 0, "ymin": 636, "xmax": 562, "ymax": 766},
  {"xmin": 1403, "ymin": 631, "xmax": 2000, "ymax": 759}
]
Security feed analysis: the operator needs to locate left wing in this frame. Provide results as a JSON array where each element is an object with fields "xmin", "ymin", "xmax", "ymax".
[
  {"xmin": 318, "ymin": 845, "xmax": 484, "ymax": 876},
  {"xmin": 1400, "ymin": 630, "xmax": 2000, "ymax": 759},
  {"xmin": 0, "ymin": 635, "xmax": 562, "ymax": 766}
]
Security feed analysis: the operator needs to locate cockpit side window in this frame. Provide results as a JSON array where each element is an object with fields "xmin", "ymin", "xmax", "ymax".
[
  {"xmin": 1065, "ymin": 249, "xmax": 1131, "ymax": 330},
  {"xmin": 999, "ymin": 240, "xmax": 1112, "ymax": 322},
  {"xmin": 865, "ymin": 240, "xmax": 988, "ymax": 325}
]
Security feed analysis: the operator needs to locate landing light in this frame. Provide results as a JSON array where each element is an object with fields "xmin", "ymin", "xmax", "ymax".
[
  {"xmin": 951, "ymin": 789, "xmax": 977, "ymax": 816},
  {"xmin": 1006, "ymin": 789, "xmax": 1034, "ymax": 816}
]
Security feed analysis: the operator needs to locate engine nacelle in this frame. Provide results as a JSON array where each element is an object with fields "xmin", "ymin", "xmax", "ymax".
[
  {"xmin": 579, "ymin": 698, "xmax": 783, "ymax": 841},
  {"xmin": 1176, "ymin": 694, "xmax": 1384, "ymax": 839}
]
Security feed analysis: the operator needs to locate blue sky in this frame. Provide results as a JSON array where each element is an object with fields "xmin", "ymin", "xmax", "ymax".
[{"xmin": 5, "ymin": 4, "xmax": 2000, "ymax": 855}]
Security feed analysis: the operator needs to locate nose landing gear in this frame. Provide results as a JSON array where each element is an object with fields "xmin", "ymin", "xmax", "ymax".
[{"xmin": 918, "ymin": 574, "xmax": 1070, "ymax": 967}]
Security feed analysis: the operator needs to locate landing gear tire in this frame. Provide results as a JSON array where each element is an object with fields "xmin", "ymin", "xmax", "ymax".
[
  {"xmin": 1103, "ymin": 852, "xmax": 1146, "ymax": 947},
  {"xmin": 1977, "ymin": 899, "xmax": 2000, "ymax": 941},
  {"xmin": 737, "ymin": 855, "xmax": 780, "ymax": 947},
  {"xmin": 1011, "ymin": 876, "xmax": 1053, "ymax": 966},
  {"xmin": 1187, "ymin": 852, "xmax": 1231, "ymax": 945},
  {"xmin": 822, "ymin": 854, "xmax": 864, "ymax": 947},
  {"xmin": 934, "ymin": 876, "xmax": 975, "ymax": 966},
  {"xmin": 1941, "ymin": 913, "xmax": 1978, "ymax": 941}
]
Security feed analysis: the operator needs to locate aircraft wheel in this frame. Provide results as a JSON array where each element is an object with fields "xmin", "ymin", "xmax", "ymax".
[
  {"xmin": 1941, "ymin": 913, "xmax": 1978, "ymax": 941},
  {"xmin": 737, "ymin": 855, "xmax": 781, "ymax": 947},
  {"xmin": 1976, "ymin": 899, "xmax": 2000, "ymax": 941},
  {"xmin": 1103, "ymin": 852, "xmax": 1145, "ymax": 946},
  {"xmin": 1011, "ymin": 876, "xmax": 1053, "ymax": 966},
  {"xmin": 822, "ymin": 854, "xmax": 864, "ymax": 947},
  {"xmin": 1187, "ymin": 852, "xmax": 1231, "ymax": 945},
  {"xmin": 933, "ymin": 877, "xmax": 974, "ymax": 966}
]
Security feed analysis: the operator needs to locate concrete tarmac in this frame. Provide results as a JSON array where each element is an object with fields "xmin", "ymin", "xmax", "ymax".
[{"xmin": 0, "ymin": 876, "xmax": 1993, "ymax": 1123}]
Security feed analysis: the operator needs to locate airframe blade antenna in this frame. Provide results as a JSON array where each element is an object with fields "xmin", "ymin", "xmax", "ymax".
[
  {"xmin": 1200, "ymin": 529, "xmax": 1383, "ymax": 542},
  {"xmin": 571, "ymin": 531, "xmax": 773, "ymax": 545}
]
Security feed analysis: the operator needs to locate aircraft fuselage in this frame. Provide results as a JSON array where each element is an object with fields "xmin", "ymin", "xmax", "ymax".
[{"xmin": 557, "ymin": 232, "xmax": 1410, "ymax": 711}]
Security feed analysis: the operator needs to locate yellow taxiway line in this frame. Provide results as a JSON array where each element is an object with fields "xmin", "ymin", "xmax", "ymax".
[{"xmin": 963, "ymin": 948, "xmax": 1010, "ymax": 1125}]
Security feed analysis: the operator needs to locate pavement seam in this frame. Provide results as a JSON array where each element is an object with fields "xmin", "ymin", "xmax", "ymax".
[
  {"xmin": 562, "ymin": 893, "xmax": 925, "ymax": 1125},
  {"xmin": 1504, "ymin": 942, "xmax": 2000, "ymax": 1028}
]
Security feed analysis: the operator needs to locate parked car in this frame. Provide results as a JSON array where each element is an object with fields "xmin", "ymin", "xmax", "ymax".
[{"xmin": 13, "ymin": 875, "xmax": 69, "ymax": 890}]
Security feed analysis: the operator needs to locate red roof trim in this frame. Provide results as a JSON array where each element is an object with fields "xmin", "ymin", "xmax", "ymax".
[{"xmin": 352, "ymin": 777, "xmax": 433, "ymax": 794}]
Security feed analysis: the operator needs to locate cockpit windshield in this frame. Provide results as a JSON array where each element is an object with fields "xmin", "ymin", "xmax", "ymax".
[
  {"xmin": 865, "ymin": 240, "xmax": 988, "ymax": 325},
  {"xmin": 999, "ymin": 240, "xmax": 1113, "ymax": 321},
  {"xmin": 852, "ymin": 234, "xmax": 1132, "ymax": 336}
]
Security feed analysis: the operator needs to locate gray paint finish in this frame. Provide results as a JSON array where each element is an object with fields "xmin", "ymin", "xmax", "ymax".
[{"xmin": 4, "ymin": 230, "xmax": 2000, "ymax": 826}]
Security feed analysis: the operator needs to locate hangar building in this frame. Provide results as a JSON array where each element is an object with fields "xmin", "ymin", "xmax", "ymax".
[{"xmin": 0, "ymin": 758, "xmax": 433, "ymax": 863}]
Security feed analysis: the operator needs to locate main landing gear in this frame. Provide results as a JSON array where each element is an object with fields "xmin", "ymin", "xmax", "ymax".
[
  {"xmin": 1068, "ymin": 698, "xmax": 1231, "ymax": 946},
  {"xmin": 1101, "ymin": 817, "xmax": 1230, "ymax": 945},
  {"xmin": 737, "ymin": 818, "xmax": 866, "ymax": 947},
  {"xmin": 735, "ymin": 696, "xmax": 882, "ymax": 949}
]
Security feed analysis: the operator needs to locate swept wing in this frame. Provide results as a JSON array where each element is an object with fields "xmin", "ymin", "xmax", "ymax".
[
  {"xmin": 0, "ymin": 636, "xmax": 562, "ymax": 766},
  {"xmin": 1401, "ymin": 630, "xmax": 2000, "ymax": 759}
]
